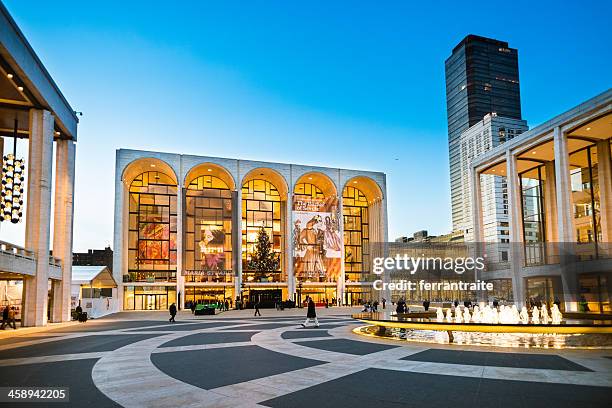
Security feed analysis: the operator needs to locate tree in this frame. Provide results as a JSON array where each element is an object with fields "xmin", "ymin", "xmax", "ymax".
[{"xmin": 248, "ymin": 226, "xmax": 280, "ymax": 281}]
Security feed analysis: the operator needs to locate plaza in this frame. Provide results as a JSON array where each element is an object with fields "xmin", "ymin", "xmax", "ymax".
[{"xmin": 0, "ymin": 308, "xmax": 611, "ymax": 407}]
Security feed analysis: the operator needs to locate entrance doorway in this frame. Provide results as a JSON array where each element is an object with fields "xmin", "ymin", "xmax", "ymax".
[{"xmin": 248, "ymin": 289, "xmax": 282, "ymax": 308}]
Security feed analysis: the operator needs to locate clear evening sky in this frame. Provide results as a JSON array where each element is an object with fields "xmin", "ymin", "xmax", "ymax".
[{"xmin": 2, "ymin": 0, "xmax": 611, "ymax": 251}]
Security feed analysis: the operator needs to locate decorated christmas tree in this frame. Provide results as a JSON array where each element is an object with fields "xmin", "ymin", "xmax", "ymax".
[{"xmin": 248, "ymin": 226, "xmax": 280, "ymax": 281}]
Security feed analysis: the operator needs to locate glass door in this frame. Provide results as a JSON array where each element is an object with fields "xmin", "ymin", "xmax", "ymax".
[{"xmin": 145, "ymin": 295, "xmax": 156, "ymax": 310}]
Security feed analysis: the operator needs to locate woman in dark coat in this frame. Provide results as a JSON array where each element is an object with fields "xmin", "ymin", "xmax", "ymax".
[{"xmin": 301, "ymin": 297, "xmax": 319, "ymax": 328}]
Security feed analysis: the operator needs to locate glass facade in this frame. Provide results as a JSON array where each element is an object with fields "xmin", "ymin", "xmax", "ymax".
[
  {"xmin": 123, "ymin": 285, "xmax": 176, "ymax": 310},
  {"xmin": 520, "ymin": 166, "xmax": 547, "ymax": 266},
  {"xmin": 570, "ymin": 146, "xmax": 601, "ymax": 248},
  {"xmin": 127, "ymin": 171, "xmax": 177, "ymax": 283},
  {"xmin": 242, "ymin": 179, "xmax": 283, "ymax": 282},
  {"xmin": 184, "ymin": 175, "xmax": 233, "ymax": 283},
  {"xmin": 342, "ymin": 186, "xmax": 369, "ymax": 282}
]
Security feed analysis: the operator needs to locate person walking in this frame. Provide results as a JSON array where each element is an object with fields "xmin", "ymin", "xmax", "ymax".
[
  {"xmin": 169, "ymin": 303, "xmax": 177, "ymax": 323},
  {"xmin": 7, "ymin": 307, "xmax": 16, "ymax": 329},
  {"xmin": 382, "ymin": 298, "xmax": 386, "ymax": 310},
  {"xmin": 254, "ymin": 300, "xmax": 261, "ymax": 317},
  {"xmin": 301, "ymin": 297, "xmax": 319, "ymax": 328},
  {"xmin": 224, "ymin": 299, "xmax": 229, "ymax": 312}
]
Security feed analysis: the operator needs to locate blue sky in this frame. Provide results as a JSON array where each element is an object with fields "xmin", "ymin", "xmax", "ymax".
[{"xmin": 3, "ymin": 0, "xmax": 611, "ymax": 251}]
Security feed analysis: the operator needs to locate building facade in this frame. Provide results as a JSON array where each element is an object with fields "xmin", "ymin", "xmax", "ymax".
[
  {"xmin": 0, "ymin": 3, "xmax": 78, "ymax": 326},
  {"xmin": 471, "ymin": 89, "xmax": 612, "ymax": 313},
  {"xmin": 113, "ymin": 149, "xmax": 387, "ymax": 311},
  {"xmin": 446, "ymin": 35, "xmax": 522, "ymax": 232}
]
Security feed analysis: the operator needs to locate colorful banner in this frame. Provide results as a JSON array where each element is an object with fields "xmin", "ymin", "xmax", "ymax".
[
  {"xmin": 197, "ymin": 225, "xmax": 226, "ymax": 270},
  {"xmin": 293, "ymin": 196, "xmax": 342, "ymax": 282}
]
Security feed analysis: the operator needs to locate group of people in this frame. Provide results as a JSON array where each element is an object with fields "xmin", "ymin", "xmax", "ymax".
[{"xmin": 0, "ymin": 306, "xmax": 17, "ymax": 330}]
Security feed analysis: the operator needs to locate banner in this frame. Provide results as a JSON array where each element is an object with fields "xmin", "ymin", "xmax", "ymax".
[{"xmin": 293, "ymin": 196, "xmax": 342, "ymax": 282}]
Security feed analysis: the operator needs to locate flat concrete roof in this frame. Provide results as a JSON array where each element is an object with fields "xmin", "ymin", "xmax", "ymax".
[{"xmin": 0, "ymin": 2, "xmax": 78, "ymax": 140}]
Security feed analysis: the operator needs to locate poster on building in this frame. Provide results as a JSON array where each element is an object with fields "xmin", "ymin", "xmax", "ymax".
[
  {"xmin": 197, "ymin": 225, "xmax": 226, "ymax": 270},
  {"xmin": 138, "ymin": 223, "xmax": 170, "ymax": 266},
  {"xmin": 293, "ymin": 196, "xmax": 342, "ymax": 282}
]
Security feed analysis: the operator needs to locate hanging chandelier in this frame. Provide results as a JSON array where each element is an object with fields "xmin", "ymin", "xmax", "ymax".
[{"xmin": 0, "ymin": 120, "xmax": 25, "ymax": 223}]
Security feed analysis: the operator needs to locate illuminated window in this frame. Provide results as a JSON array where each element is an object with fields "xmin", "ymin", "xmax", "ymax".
[
  {"xmin": 128, "ymin": 171, "xmax": 177, "ymax": 283},
  {"xmin": 342, "ymin": 186, "xmax": 369, "ymax": 281},
  {"xmin": 242, "ymin": 179, "xmax": 282, "ymax": 280},
  {"xmin": 185, "ymin": 175, "xmax": 232, "ymax": 283}
]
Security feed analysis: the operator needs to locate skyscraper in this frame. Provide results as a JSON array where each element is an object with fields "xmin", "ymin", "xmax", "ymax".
[{"xmin": 445, "ymin": 35, "xmax": 522, "ymax": 233}]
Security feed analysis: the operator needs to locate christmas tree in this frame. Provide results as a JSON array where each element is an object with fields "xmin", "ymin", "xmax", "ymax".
[{"xmin": 248, "ymin": 226, "xmax": 280, "ymax": 281}]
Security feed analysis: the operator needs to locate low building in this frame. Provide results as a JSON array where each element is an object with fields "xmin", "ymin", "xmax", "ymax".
[
  {"xmin": 73, "ymin": 246, "xmax": 113, "ymax": 271},
  {"xmin": 471, "ymin": 89, "xmax": 612, "ymax": 312},
  {"xmin": 113, "ymin": 149, "xmax": 388, "ymax": 310},
  {"xmin": 71, "ymin": 266, "xmax": 117, "ymax": 318}
]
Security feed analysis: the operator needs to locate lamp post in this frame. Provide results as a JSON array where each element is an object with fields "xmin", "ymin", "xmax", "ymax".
[{"xmin": 297, "ymin": 281, "xmax": 303, "ymax": 308}]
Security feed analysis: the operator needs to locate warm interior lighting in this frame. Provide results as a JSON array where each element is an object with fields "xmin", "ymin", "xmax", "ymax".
[
  {"xmin": 532, "ymin": 151, "xmax": 537, "ymax": 154},
  {"xmin": 308, "ymin": 177, "xmax": 312, "ymax": 180},
  {"xmin": 17, "ymin": 86, "xmax": 23, "ymax": 91},
  {"xmin": 150, "ymin": 164, "xmax": 156, "ymax": 167},
  {"xmin": 6, "ymin": 73, "xmax": 13, "ymax": 79},
  {"xmin": 353, "ymin": 181, "xmax": 357, "ymax": 184},
  {"xmin": 207, "ymin": 168, "xmax": 213, "ymax": 172},
  {"xmin": 586, "ymin": 127, "xmax": 592, "ymax": 131}
]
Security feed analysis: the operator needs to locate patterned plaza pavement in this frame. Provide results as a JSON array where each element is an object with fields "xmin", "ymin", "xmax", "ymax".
[{"xmin": 0, "ymin": 308, "xmax": 611, "ymax": 407}]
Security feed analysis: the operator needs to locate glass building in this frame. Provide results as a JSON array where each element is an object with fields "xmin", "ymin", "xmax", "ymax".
[
  {"xmin": 114, "ymin": 151, "xmax": 387, "ymax": 310},
  {"xmin": 471, "ymin": 89, "xmax": 612, "ymax": 313},
  {"xmin": 446, "ymin": 35, "xmax": 522, "ymax": 233}
]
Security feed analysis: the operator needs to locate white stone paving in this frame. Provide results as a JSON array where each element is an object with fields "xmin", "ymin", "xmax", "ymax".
[{"xmin": 0, "ymin": 313, "xmax": 610, "ymax": 407}]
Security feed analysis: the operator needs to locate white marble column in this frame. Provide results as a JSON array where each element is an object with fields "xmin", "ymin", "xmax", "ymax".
[
  {"xmin": 112, "ymin": 153, "xmax": 126, "ymax": 310},
  {"xmin": 506, "ymin": 149, "xmax": 525, "ymax": 308},
  {"xmin": 469, "ymin": 165, "xmax": 484, "ymax": 243},
  {"xmin": 553, "ymin": 127, "xmax": 575, "ymax": 242},
  {"xmin": 232, "ymin": 188, "xmax": 242, "ymax": 306},
  {"xmin": 22, "ymin": 109, "xmax": 54, "ymax": 327},
  {"xmin": 553, "ymin": 126, "xmax": 578, "ymax": 310},
  {"xmin": 597, "ymin": 139, "xmax": 612, "ymax": 245},
  {"xmin": 337, "ymin": 195, "xmax": 346, "ymax": 305},
  {"xmin": 176, "ymin": 186, "xmax": 184, "ymax": 309},
  {"xmin": 51, "ymin": 139, "xmax": 76, "ymax": 322},
  {"xmin": 285, "ymin": 194, "xmax": 294, "ymax": 300}
]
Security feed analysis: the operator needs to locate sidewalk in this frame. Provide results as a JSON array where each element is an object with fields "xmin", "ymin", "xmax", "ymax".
[{"xmin": 0, "ymin": 320, "xmax": 80, "ymax": 340}]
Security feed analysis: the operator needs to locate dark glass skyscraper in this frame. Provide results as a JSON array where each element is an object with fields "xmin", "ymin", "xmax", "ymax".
[{"xmin": 445, "ymin": 35, "xmax": 522, "ymax": 231}]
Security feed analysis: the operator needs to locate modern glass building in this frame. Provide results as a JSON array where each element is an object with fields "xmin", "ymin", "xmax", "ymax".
[
  {"xmin": 446, "ymin": 35, "xmax": 522, "ymax": 233},
  {"xmin": 471, "ymin": 89, "xmax": 612, "ymax": 313},
  {"xmin": 113, "ymin": 150, "xmax": 387, "ymax": 310}
]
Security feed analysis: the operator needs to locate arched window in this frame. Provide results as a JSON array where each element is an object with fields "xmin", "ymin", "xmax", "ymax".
[
  {"xmin": 185, "ymin": 175, "xmax": 232, "ymax": 283},
  {"xmin": 342, "ymin": 185, "xmax": 369, "ymax": 281},
  {"xmin": 294, "ymin": 183, "xmax": 324, "ymax": 200},
  {"xmin": 128, "ymin": 171, "xmax": 178, "ymax": 283},
  {"xmin": 242, "ymin": 179, "xmax": 282, "ymax": 280}
]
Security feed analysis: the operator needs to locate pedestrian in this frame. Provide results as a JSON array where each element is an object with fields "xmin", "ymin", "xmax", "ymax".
[
  {"xmin": 382, "ymin": 298, "xmax": 386, "ymax": 310},
  {"xmin": 423, "ymin": 299, "xmax": 430, "ymax": 311},
  {"xmin": 396, "ymin": 298, "xmax": 406, "ymax": 315},
  {"xmin": 254, "ymin": 300, "xmax": 261, "ymax": 317},
  {"xmin": 373, "ymin": 300, "xmax": 379, "ymax": 312},
  {"xmin": 0, "ymin": 306, "xmax": 8, "ymax": 330},
  {"xmin": 7, "ymin": 307, "xmax": 16, "ymax": 329},
  {"xmin": 224, "ymin": 300, "xmax": 229, "ymax": 311},
  {"xmin": 301, "ymin": 297, "xmax": 319, "ymax": 328},
  {"xmin": 169, "ymin": 303, "xmax": 177, "ymax": 323}
]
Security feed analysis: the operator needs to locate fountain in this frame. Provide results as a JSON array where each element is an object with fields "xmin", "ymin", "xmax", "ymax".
[
  {"xmin": 520, "ymin": 306, "xmax": 529, "ymax": 324},
  {"xmin": 551, "ymin": 304, "xmax": 563, "ymax": 324},
  {"xmin": 454, "ymin": 308, "xmax": 463, "ymax": 323},
  {"xmin": 541, "ymin": 306, "xmax": 550, "ymax": 324},
  {"xmin": 531, "ymin": 306, "xmax": 540, "ymax": 324},
  {"xmin": 353, "ymin": 301, "xmax": 610, "ymax": 348},
  {"xmin": 463, "ymin": 307, "xmax": 471, "ymax": 323}
]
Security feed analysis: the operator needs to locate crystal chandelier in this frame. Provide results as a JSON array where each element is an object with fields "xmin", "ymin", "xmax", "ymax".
[{"xmin": 1, "ymin": 120, "xmax": 25, "ymax": 223}]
